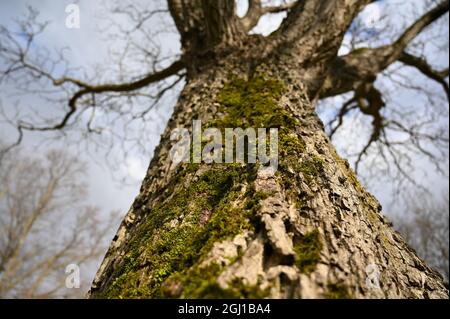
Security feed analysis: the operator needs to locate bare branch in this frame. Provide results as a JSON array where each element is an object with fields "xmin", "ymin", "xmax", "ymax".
[
  {"xmin": 328, "ymin": 97, "xmax": 358, "ymax": 138},
  {"xmin": 0, "ymin": 7, "xmax": 186, "ymax": 165},
  {"xmin": 395, "ymin": 0, "xmax": 449, "ymax": 53},
  {"xmin": 241, "ymin": 0, "xmax": 296, "ymax": 32},
  {"xmin": 22, "ymin": 59, "xmax": 185, "ymax": 132},
  {"xmin": 398, "ymin": 51, "xmax": 449, "ymax": 100},
  {"xmin": 320, "ymin": 1, "xmax": 449, "ymax": 99}
]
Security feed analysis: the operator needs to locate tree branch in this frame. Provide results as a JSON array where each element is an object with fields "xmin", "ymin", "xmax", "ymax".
[
  {"xmin": 353, "ymin": 82, "xmax": 385, "ymax": 173},
  {"xmin": 398, "ymin": 51, "xmax": 449, "ymax": 100},
  {"xmin": 241, "ymin": 0, "xmax": 296, "ymax": 32},
  {"xmin": 168, "ymin": 0, "xmax": 205, "ymax": 52},
  {"xmin": 266, "ymin": 0, "xmax": 371, "ymax": 98},
  {"xmin": 201, "ymin": 0, "xmax": 243, "ymax": 46},
  {"xmin": 395, "ymin": 0, "xmax": 449, "ymax": 52},
  {"xmin": 19, "ymin": 59, "xmax": 185, "ymax": 132},
  {"xmin": 276, "ymin": 0, "xmax": 370, "ymax": 50},
  {"xmin": 320, "ymin": 1, "xmax": 449, "ymax": 99},
  {"xmin": 328, "ymin": 97, "xmax": 358, "ymax": 138}
]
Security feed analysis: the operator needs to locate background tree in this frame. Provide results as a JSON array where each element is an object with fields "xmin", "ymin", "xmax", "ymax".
[
  {"xmin": 392, "ymin": 190, "xmax": 449, "ymax": 281},
  {"xmin": 0, "ymin": 0, "xmax": 448, "ymax": 298},
  {"xmin": 0, "ymin": 144, "xmax": 118, "ymax": 298}
]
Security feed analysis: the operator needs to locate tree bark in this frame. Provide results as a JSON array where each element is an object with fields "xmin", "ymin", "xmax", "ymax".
[{"xmin": 88, "ymin": 44, "xmax": 448, "ymax": 298}]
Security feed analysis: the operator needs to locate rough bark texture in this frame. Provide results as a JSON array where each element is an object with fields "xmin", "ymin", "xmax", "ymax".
[{"xmin": 88, "ymin": 0, "xmax": 449, "ymax": 299}]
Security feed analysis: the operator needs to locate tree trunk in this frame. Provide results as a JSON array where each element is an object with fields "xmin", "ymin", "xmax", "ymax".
[{"xmin": 87, "ymin": 46, "xmax": 448, "ymax": 299}]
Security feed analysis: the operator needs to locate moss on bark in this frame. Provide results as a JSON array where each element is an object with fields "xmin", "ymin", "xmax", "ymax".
[
  {"xmin": 99, "ymin": 75, "xmax": 326, "ymax": 298},
  {"xmin": 294, "ymin": 229, "xmax": 322, "ymax": 274}
]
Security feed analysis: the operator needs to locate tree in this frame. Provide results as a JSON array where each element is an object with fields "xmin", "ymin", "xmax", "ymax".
[
  {"xmin": 0, "ymin": 1, "xmax": 448, "ymax": 298},
  {"xmin": 393, "ymin": 190, "xmax": 449, "ymax": 282},
  {"xmin": 0, "ymin": 144, "xmax": 118, "ymax": 298}
]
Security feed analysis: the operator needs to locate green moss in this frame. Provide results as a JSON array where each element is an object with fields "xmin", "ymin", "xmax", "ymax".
[
  {"xmin": 215, "ymin": 74, "xmax": 313, "ymax": 207},
  {"xmin": 212, "ymin": 75, "xmax": 302, "ymax": 159},
  {"xmin": 105, "ymin": 272, "xmax": 148, "ymax": 299},
  {"xmin": 102, "ymin": 163, "xmax": 262, "ymax": 298},
  {"xmin": 228, "ymin": 278, "xmax": 270, "ymax": 299},
  {"xmin": 324, "ymin": 283, "xmax": 352, "ymax": 299},
  {"xmin": 214, "ymin": 75, "xmax": 314, "ymax": 176},
  {"xmin": 164, "ymin": 265, "xmax": 269, "ymax": 299},
  {"xmin": 299, "ymin": 155, "xmax": 324, "ymax": 183},
  {"xmin": 162, "ymin": 264, "xmax": 228, "ymax": 298},
  {"xmin": 215, "ymin": 75, "xmax": 288, "ymax": 129},
  {"xmin": 100, "ymin": 75, "xmax": 316, "ymax": 299},
  {"xmin": 279, "ymin": 132, "xmax": 306, "ymax": 156},
  {"xmin": 294, "ymin": 229, "xmax": 322, "ymax": 274}
]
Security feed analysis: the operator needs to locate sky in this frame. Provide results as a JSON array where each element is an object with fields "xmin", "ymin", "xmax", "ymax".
[
  {"xmin": 0, "ymin": 0, "xmax": 158, "ymax": 215},
  {"xmin": 0, "ymin": 0, "xmax": 448, "ymax": 293}
]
